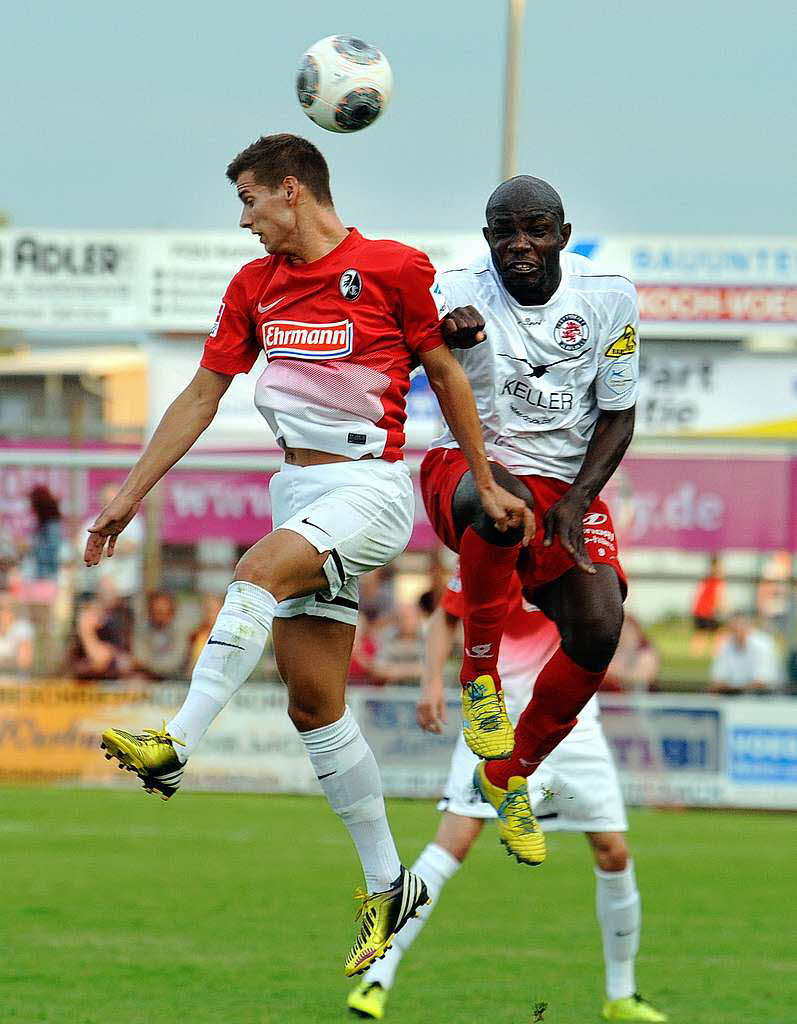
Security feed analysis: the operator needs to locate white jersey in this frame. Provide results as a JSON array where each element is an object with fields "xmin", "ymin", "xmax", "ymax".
[{"xmin": 432, "ymin": 251, "xmax": 640, "ymax": 482}]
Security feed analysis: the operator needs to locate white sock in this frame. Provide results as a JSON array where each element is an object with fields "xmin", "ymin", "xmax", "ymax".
[
  {"xmin": 298, "ymin": 707, "xmax": 400, "ymax": 893},
  {"xmin": 168, "ymin": 581, "xmax": 277, "ymax": 759},
  {"xmin": 595, "ymin": 860, "xmax": 641, "ymax": 1001},
  {"xmin": 364, "ymin": 842, "xmax": 461, "ymax": 990}
]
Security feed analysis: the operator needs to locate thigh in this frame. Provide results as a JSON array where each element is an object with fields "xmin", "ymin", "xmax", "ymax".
[{"xmin": 273, "ymin": 615, "xmax": 355, "ymax": 729}]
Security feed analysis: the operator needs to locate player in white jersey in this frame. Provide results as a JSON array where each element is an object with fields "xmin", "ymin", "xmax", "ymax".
[
  {"xmin": 419, "ymin": 175, "xmax": 639, "ymax": 866},
  {"xmin": 348, "ymin": 571, "xmax": 667, "ymax": 1023},
  {"xmin": 86, "ymin": 134, "xmax": 529, "ymax": 977}
]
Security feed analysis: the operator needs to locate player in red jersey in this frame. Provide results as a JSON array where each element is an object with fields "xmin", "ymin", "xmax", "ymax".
[{"xmin": 85, "ymin": 134, "xmax": 530, "ymax": 976}]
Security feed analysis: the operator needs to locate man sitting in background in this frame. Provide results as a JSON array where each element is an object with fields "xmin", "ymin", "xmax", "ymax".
[
  {"xmin": 132, "ymin": 592, "xmax": 192, "ymax": 681},
  {"xmin": 709, "ymin": 614, "xmax": 781, "ymax": 695}
]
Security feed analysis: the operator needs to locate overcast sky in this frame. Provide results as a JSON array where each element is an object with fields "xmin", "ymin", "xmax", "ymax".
[{"xmin": 2, "ymin": 0, "xmax": 795, "ymax": 238}]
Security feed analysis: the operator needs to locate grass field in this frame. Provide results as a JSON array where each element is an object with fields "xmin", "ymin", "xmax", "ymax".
[{"xmin": 2, "ymin": 787, "xmax": 795, "ymax": 1024}]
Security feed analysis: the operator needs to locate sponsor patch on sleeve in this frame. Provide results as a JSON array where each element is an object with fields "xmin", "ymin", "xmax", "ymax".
[
  {"xmin": 606, "ymin": 364, "xmax": 636, "ymax": 397},
  {"xmin": 209, "ymin": 300, "xmax": 225, "ymax": 338},
  {"xmin": 430, "ymin": 278, "xmax": 450, "ymax": 319},
  {"xmin": 605, "ymin": 324, "xmax": 636, "ymax": 358}
]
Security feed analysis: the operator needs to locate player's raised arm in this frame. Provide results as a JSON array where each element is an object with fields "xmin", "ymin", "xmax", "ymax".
[
  {"xmin": 419, "ymin": 344, "xmax": 533, "ymax": 545},
  {"xmin": 84, "ymin": 367, "xmax": 233, "ymax": 565}
]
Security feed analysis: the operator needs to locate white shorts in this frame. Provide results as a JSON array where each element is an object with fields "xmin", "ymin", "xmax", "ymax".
[
  {"xmin": 438, "ymin": 717, "xmax": 628, "ymax": 833},
  {"xmin": 269, "ymin": 459, "xmax": 414, "ymax": 626}
]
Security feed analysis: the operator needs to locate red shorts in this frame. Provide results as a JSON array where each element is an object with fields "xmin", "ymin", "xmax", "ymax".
[{"xmin": 419, "ymin": 447, "xmax": 627, "ymax": 596}]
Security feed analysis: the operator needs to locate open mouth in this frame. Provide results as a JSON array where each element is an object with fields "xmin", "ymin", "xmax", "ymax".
[{"xmin": 506, "ymin": 261, "xmax": 539, "ymax": 274}]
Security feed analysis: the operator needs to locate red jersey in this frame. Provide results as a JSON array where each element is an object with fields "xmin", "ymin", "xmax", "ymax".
[{"xmin": 200, "ymin": 229, "xmax": 446, "ymax": 461}]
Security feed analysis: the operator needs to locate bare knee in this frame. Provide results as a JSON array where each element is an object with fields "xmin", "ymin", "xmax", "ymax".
[
  {"xmin": 287, "ymin": 693, "xmax": 344, "ymax": 733},
  {"xmin": 590, "ymin": 832, "xmax": 629, "ymax": 872},
  {"xmin": 562, "ymin": 605, "xmax": 624, "ymax": 671},
  {"xmin": 452, "ymin": 466, "xmax": 533, "ymax": 546}
]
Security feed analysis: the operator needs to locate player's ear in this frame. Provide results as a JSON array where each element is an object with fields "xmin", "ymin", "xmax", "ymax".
[
  {"xmin": 282, "ymin": 176, "xmax": 300, "ymax": 205},
  {"xmin": 560, "ymin": 222, "xmax": 572, "ymax": 250},
  {"xmin": 482, "ymin": 225, "xmax": 491, "ymax": 246}
]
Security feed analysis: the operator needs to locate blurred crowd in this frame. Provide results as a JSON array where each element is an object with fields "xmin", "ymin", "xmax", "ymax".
[{"xmin": 0, "ymin": 486, "xmax": 795, "ymax": 695}]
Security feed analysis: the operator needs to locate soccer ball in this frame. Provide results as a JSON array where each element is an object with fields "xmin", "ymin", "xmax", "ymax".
[{"xmin": 296, "ymin": 35, "xmax": 393, "ymax": 133}]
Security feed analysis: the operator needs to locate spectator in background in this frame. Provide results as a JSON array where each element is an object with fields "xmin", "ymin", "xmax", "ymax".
[
  {"xmin": 28, "ymin": 486, "xmax": 62, "ymax": 581},
  {"xmin": 709, "ymin": 614, "xmax": 782, "ymax": 695},
  {"xmin": 602, "ymin": 614, "xmax": 660, "ymax": 693},
  {"xmin": 0, "ymin": 594, "xmax": 33, "ymax": 675},
  {"xmin": 65, "ymin": 577, "xmax": 133, "ymax": 681},
  {"xmin": 374, "ymin": 603, "xmax": 426, "ymax": 686},
  {"xmin": 348, "ymin": 617, "xmax": 385, "ymax": 686},
  {"xmin": 76, "ymin": 483, "xmax": 144, "ymax": 608},
  {"xmin": 358, "ymin": 567, "xmax": 396, "ymax": 627},
  {"xmin": 132, "ymin": 591, "xmax": 192, "ymax": 681},
  {"xmin": 690, "ymin": 554, "xmax": 727, "ymax": 656},
  {"xmin": 187, "ymin": 593, "xmax": 225, "ymax": 671},
  {"xmin": 756, "ymin": 550, "xmax": 792, "ymax": 638}
]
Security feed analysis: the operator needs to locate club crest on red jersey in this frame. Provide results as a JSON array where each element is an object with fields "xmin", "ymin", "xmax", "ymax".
[
  {"xmin": 339, "ymin": 268, "xmax": 362, "ymax": 300},
  {"xmin": 262, "ymin": 318, "xmax": 354, "ymax": 360},
  {"xmin": 554, "ymin": 313, "xmax": 589, "ymax": 351}
]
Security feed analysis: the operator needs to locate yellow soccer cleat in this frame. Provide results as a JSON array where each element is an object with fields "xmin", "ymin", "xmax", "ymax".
[
  {"xmin": 461, "ymin": 675, "xmax": 514, "ymax": 759},
  {"xmin": 344, "ymin": 867, "xmax": 429, "ymax": 978},
  {"xmin": 602, "ymin": 994, "xmax": 669, "ymax": 1022},
  {"xmin": 347, "ymin": 980, "xmax": 388, "ymax": 1020},
  {"xmin": 473, "ymin": 761, "xmax": 546, "ymax": 865},
  {"xmin": 100, "ymin": 722, "xmax": 186, "ymax": 800}
]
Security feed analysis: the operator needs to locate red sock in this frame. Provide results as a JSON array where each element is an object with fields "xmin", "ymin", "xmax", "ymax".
[
  {"xmin": 485, "ymin": 647, "xmax": 605, "ymax": 788},
  {"xmin": 458, "ymin": 526, "xmax": 521, "ymax": 688}
]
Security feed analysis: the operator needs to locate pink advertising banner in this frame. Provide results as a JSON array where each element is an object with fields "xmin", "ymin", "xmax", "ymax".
[
  {"xmin": 607, "ymin": 455, "xmax": 795, "ymax": 551},
  {"xmin": 1, "ymin": 443, "xmax": 794, "ymax": 553}
]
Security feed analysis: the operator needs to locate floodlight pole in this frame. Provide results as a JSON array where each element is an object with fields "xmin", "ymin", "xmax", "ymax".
[{"xmin": 501, "ymin": 0, "xmax": 526, "ymax": 182}]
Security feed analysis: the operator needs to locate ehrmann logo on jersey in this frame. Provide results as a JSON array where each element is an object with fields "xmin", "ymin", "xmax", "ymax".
[
  {"xmin": 262, "ymin": 319, "xmax": 354, "ymax": 360},
  {"xmin": 339, "ymin": 269, "xmax": 362, "ymax": 300},
  {"xmin": 554, "ymin": 313, "xmax": 589, "ymax": 351}
]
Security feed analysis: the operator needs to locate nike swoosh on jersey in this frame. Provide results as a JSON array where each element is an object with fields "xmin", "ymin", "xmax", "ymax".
[{"xmin": 257, "ymin": 295, "xmax": 286, "ymax": 314}]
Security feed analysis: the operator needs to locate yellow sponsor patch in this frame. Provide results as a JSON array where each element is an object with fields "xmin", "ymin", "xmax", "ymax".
[{"xmin": 605, "ymin": 324, "xmax": 636, "ymax": 358}]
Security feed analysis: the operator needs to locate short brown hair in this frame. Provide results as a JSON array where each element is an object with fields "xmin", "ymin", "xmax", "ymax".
[{"xmin": 226, "ymin": 133, "xmax": 333, "ymax": 205}]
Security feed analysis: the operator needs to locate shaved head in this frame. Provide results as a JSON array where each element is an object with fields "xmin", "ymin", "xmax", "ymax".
[{"xmin": 486, "ymin": 175, "xmax": 565, "ymax": 226}]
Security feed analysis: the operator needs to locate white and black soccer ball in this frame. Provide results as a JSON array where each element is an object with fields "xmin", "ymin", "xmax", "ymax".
[{"xmin": 296, "ymin": 35, "xmax": 393, "ymax": 133}]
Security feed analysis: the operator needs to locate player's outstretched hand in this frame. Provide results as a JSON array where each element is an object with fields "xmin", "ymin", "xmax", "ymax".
[
  {"xmin": 542, "ymin": 494, "xmax": 596, "ymax": 574},
  {"xmin": 441, "ymin": 305, "xmax": 486, "ymax": 349},
  {"xmin": 478, "ymin": 479, "xmax": 534, "ymax": 546},
  {"xmin": 416, "ymin": 683, "xmax": 448, "ymax": 733},
  {"xmin": 84, "ymin": 494, "xmax": 141, "ymax": 566}
]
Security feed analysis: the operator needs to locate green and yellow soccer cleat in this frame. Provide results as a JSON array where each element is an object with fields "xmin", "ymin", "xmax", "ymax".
[
  {"xmin": 473, "ymin": 761, "xmax": 546, "ymax": 865},
  {"xmin": 347, "ymin": 980, "xmax": 388, "ymax": 1020},
  {"xmin": 100, "ymin": 722, "xmax": 186, "ymax": 800},
  {"xmin": 602, "ymin": 994, "xmax": 668, "ymax": 1021},
  {"xmin": 461, "ymin": 674, "xmax": 514, "ymax": 759},
  {"xmin": 344, "ymin": 867, "xmax": 429, "ymax": 978}
]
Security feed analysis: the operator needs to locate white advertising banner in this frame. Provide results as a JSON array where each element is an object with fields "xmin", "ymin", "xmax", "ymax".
[
  {"xmin": 3, "ymin": 683, "xmax": 796, "ymax": 810},
  {"xmin": 4, "ymin": 229, "xmax": 797, "ymax": 334},
  {"xmin": 636, "ymin": 346, "xmax": 797, "ymax": 437}
]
